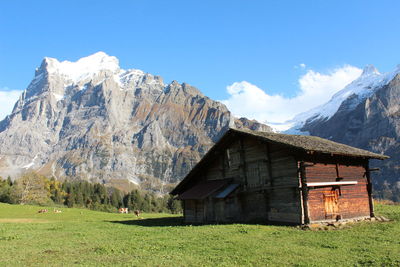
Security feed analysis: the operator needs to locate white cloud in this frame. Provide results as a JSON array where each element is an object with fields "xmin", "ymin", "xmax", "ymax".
[
  {"xmin": 294, "ymin": 63, "xmax": 306, "ymax": 69},
  {"xmin": 221, "ymin": 65, "xmax": 362, "ymax": 125},
  {"xmin": 0, "ymin": 88, "xmax": 22, "ymax": 121}
]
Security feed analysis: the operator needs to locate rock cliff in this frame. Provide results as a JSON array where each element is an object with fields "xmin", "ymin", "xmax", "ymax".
[{"xmin": 0, "ymin": 52, "xmax": 271, "ymax": 191}]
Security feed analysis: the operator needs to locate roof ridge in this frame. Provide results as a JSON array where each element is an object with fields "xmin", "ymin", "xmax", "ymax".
[{"xmin": 230, "ymin": 127, "xmax": 388, "ymax": 160}]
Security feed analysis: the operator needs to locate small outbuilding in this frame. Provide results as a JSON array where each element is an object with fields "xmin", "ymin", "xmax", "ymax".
[{"xmin": 170, "ymin": 128, "xmax": 388, "ymax": 225}]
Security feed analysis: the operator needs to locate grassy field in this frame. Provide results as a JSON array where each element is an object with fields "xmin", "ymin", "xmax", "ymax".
[{"xmin": 0, "ymin": 203, "xmax": 399, "ymax": 266}]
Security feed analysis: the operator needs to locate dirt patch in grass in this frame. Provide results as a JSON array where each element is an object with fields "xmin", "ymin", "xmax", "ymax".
[
  {"xmin": 0, "ymin": 218, "xmax": 50, "ymax": 223},
  {"xmin": 43, "ymin": 249, "xmax": 59, "ymax": 254}
]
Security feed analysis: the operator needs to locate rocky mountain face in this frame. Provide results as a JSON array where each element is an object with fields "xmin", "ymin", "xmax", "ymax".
[
  {"xmin": 0, "ymin": 52, "xmax": 271, "ymax": 192},
  {"xmin": 292, "ymin": 65, "xmax": 400, "ymax": 200}
]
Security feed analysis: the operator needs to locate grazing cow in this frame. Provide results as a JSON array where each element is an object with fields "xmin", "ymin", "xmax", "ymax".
[
  {"xmin": 134, "ymin": 210, "xmax": 140, "ymax": 217},
  {"xmin": 38, "ymin": 209, "xmax": 48, "ymax": 213},
  {"xmin": 53, "ymin": 209, "xmax": 62, "ymax": 213},
  {"xmin": 118, "ymin": 208, "xmax": 128, "ymax": 214}
]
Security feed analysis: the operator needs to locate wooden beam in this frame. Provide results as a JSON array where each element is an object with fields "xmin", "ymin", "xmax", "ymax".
[
  {"xmin": 365, "ymin": 161, "xmax": 375, "ymax": 218},
  {"xmin": 239, "ymin": 137, "xmax": 248, "ymax": 187},
  {"xmin": 335, "ymin": 163, "xmax": 340, "ymax": 179},
  {"xmin": 261, "ymin": 189, "xmax": 270, "ymax": 222},
  {"xmin": 306, "ymin": 181, "xmax": 358, "ymax": 187},
  {"xmin": 299, "ymin": 161, "xmax": 310, "ymax": 224},
  {"xmin": 266, "ymin": 142, "xmax": 273, "ymax": 187},
  {"xmin": 203, "ymin": 199, "xmax": 207, "ymax": 223},
  {"xmin": 221, "ymin": 150, "xmax": 226, "ymax": 178},
  {"xmin": 297, "ymin": 161, "xmax": 304, "ymax": 224},
  {"xmin": 183, "ymin": 200, "xmax": 186, "ymax": 220}
]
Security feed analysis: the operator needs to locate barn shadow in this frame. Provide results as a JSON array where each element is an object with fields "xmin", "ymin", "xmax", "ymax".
[
  {"xmin": 107, "ymin": 216, "xmax": 285, "ymax": 227},
  {"xmin": 107, "ymin": 216, "xmax": 185, "ymax": 227}
]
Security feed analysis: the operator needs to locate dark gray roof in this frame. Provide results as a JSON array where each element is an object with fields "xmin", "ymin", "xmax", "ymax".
[
  {"xmin": 234, "ymin": 128, "xmax": 388, "ymax": 160},
  {"xmin": 177, "ymin": 179, "xmax": 229, "ymax": 200}
]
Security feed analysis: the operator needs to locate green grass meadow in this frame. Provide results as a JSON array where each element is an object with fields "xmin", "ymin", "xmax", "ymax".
[{"xmin": 0, "ymin": 203, "xmax": 399, "ymax": 266}]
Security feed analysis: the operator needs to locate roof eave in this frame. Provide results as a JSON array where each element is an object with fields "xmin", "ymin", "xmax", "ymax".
[
  {"xmin": 306, "ymin": 150, "xmax": 389, "ymax": 160},
  {"xmin": 170, "ymin": 128, "xmax": 237, "ymax": 195}
]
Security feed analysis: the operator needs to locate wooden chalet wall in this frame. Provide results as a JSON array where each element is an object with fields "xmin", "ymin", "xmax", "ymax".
[
  {"xmin": 304, "ymin": 162, "xmax": 371, "ymax": 222},
  {"xmin": 181, "ymin": 131, "xmax": 373, "ymax": 225},
  {"xmin": 183, "ymin": 200, "xmax": 204, "ymax": 223},
  {"xmin": 199, "ymin": 136, "xmax": 270, "ymax": 222},
  {"xmin": 184, "ymin": 135, "xmax": 302, "ymax": 224},
  {"xmin": 267, "ymin": 142, "xmax": 301, "ymax": 224}
]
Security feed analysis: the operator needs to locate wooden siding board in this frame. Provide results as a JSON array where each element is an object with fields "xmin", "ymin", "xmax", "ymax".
[
  {"xmin": 270, "ymin": 155, "xmax": 298, "ymax": 188},
  {"xmin": 240, "ymin": 192, "xmax": 268, "ymax": 222},
  {"xmin": 305, "ymin": 163, "xmax": 371, "ymax": 222},
  {"xmin": 268, "ymin": 187, "xmax": 301, "ymax": 224},
  {"xmin": 267, "ymin": 153, "xmax": 301, "ymax": 224}
]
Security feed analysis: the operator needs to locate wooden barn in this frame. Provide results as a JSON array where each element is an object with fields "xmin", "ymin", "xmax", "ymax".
[{"xmin": 170, "ymin": 128, "xmax": 388, "ymax": 225}]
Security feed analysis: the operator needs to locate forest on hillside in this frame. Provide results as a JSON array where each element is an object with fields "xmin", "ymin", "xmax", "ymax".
[{"xmin": 0, "ymin": 172, "xmax": 182, "ymax": 213}]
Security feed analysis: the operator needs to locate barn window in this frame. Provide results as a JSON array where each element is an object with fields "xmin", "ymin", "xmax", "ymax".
[
  {"xmin": 225, "ymin": 148, "xmax": 240, "ymax": 170},
  {"xmin": 226, "ymin": 149, "xmax": 231, "ymax": 168}
]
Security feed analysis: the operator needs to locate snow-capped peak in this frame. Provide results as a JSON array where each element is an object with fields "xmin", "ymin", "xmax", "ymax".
[
  {"xmin": 361, "ymin": 64, "xmax": 380, "ymax": 76},
  {"xmin": 282, "ymin": 64, "xmax": 400, "ymax": 134},
  {"xmin": 41, "ymin": 51, "xmax": 122, "ymax": 84}
]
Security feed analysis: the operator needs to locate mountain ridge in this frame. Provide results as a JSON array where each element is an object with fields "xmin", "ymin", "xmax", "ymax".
[
  {"xmin": 285, "ymin": 64, "xmax": 400, "ymax": 134},
  {"xmin": 286, "ymin": 65, "xmax": 400, "ymax": 200},
  {"xmin": 0, "ymin": 52, "xmax": 271, "ymax": 191}
]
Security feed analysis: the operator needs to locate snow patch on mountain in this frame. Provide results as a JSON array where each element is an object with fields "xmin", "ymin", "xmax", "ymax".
[
  {"xmin": 282, "ymin": 64, "xmax": 400, "ymax": 134},
  {"xmin": 22, "ymin": 154, "xmax": 39, "ymax": 169},
  {"xmin": 53, "ymin": 93, "xmax": 64, "ymax": 101},
  {"xmin": 44, "ymin": 52, "xmax": 120, "ymax": 83},
  {"xmin": 118, "ymin": 69, "xmax": 146, "ymax": 88},
  {"xmin": 36, "ymin": 52, "xmax": 150, "ymax": 90}
]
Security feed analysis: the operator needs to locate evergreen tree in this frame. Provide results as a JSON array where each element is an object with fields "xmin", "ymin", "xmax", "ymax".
[
  {"xmin": 167, "ymin": 195, "xmax": 182, "ymax": 214},
  {"xmin": 64, "ymin": 182, "xmax": 75, "ymax": 207},
  {"xmin": 129, "ymin": 190, "xmax": 144, "ymax": 210},
  {"xmin": 123, "ymin": 192, "xmax": 133, "ymax": 210},
  {"xmin": 7, "ymin": 176, "xmax": 13, "ymax": 186},
  {"xmin": 142, "ymin": 194, "xmax": 151, "ymax": 212},
  {"xmin": 0, "ymin": 177, "xmax": 12, "ymax": 203},
  {"xmin": 110, "ymin": 189, "xmax": 121, "ymax": 208},
  {"xmin": 82, "ymin": 181, "xmax": 91, "ymax": 207},
  {"xmin": 74, "ymin": 186, "xmax": 84, "ymax": 206}
]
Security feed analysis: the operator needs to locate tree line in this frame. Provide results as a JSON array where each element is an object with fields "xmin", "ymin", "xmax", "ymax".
[
  {"xmin": 0, "ymin": 172, "xmax": 182, "ymax": 214},
  {"xmin": 374, "ymin": 181, "xmax": 400, "ymax": 203}
]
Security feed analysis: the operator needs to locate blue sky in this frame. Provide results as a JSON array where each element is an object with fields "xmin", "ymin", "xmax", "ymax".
[{"xmin": 1, "ymin": 0, "xmax": 400, "ymax": 122}]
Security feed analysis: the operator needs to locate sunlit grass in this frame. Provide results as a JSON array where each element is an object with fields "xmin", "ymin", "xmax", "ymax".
[{"xmin": 0, "ymin": 203, "xmax": 399, "ymax": 266}]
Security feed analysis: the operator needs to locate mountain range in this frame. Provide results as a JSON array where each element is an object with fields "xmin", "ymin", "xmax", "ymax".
[
  {"xmin": 286, "ymin": 65, "xmax": 400, "ymax": 200},
  {"xmin": 0, "ymin": 52, "xmax": 270, "ymax": 192},
  {"xmin": 0, "ymin": 52, "xmax": 398, "ymax": 199}
]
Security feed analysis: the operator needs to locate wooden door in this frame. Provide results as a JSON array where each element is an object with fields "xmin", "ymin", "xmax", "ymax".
[{"xmin": 323, "ymin": 189, "xmax": 339, "ymax": 220}]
